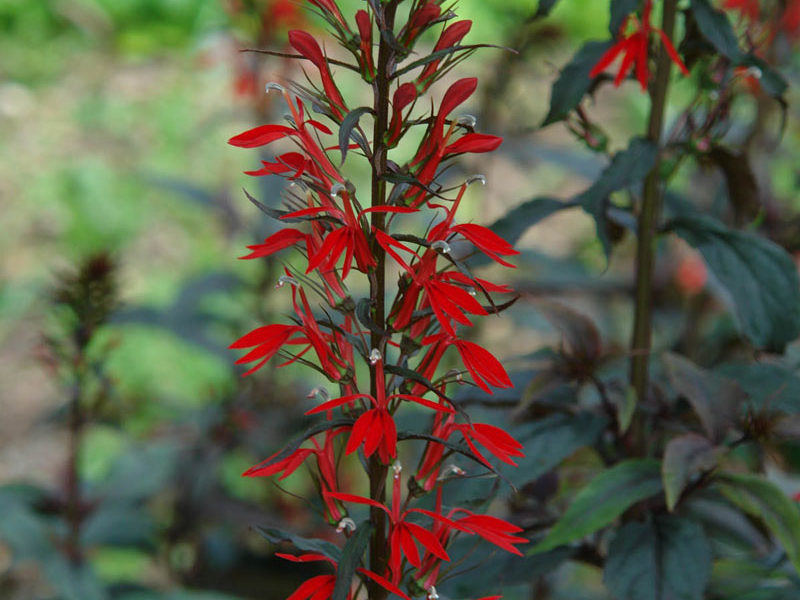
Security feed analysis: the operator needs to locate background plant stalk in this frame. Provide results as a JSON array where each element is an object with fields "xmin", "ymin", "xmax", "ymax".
[{"xmin": 630, "ymin": 0, "xmax": 679, "ymax": 405}]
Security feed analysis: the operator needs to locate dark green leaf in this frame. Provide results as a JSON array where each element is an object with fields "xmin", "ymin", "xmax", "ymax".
[
  {"xmin": 575, "ymin": 137, "xmax": 658, "ymax": 259},
  {"xmin": 81, "ymin": 504, "xmax": 156, "ymax": 549},
  {"xmin": 43, "ymin": 557, "xmax": 108, "ymax": 600},
  {"xmin": 716, "ymin": 362, "xmax": 800, "ymax": 413},
  {"xmin": 690, "ymin": 0, "xmax": 742, "ymax": 60},
  {"xmin": 532, "ymin": 459, "xmax": 662, "ymax": 553},
  {"xmin": 101, "ymin": 442, "xmax": 178, "ymax": 502},
  {"xmin": 332, "ymin": 521, "xmax": 372, "ymax": 600},
  {"xmin": 256, "ymin": 526, "xmax": 342, "ymax": 561},
  {"xmin": 489, "ymin": 197, "xmax": 575, "ymax": 251},
  {"xmin": 663, "ymin": 353, "xmax": 744, "ymax": 443},
  {"xmin": 609, "ymin": 0, "xmax": 639, "ymax": 35},
  {"xmin": 542, "ymin": 40, "xmax": 614, "ymax": 126},
  {"xmin": 532, "ymin": 0, "xmax": 560, "ymax": 20},
  {"xmin": 604, "ymin": 516, "xmax": 712, "ymax": 600},
  {"xmin": 512, "ymin": 413, "xmax": 607, "ymax": 485},
  {"xmin": 684, "ymin": 493, "xmax": 769, "ymax": 552},
  {"xmin": 718, "ymin": 473, "xmax": 800, "ymax": 574},
  {"xmin": 671, "ymin": 214, "xmax": 800, "ymax": 351},
  {"xmin": 338, "ymin": 107, "xmax": 372, "ymax": 165},
  {"xmin": 662, "ymin": 433, "xmax": 717, "ymax": 511}
]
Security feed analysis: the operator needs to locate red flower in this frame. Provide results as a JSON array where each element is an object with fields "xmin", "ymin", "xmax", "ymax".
[
  {"xmin": 328, "ymin": 466, "xmax": 469, "ymax": 584},
  {"xmin": 305, "ymin": 359, "xmax": 454, "ymax": 463},
  {"xmin": 375, "ymin": 230, "xmax": 489, "ymax": 337},
  {"xmin": 230, "ymin": 94, "xmax": 342, "ymax": 187},
  {"xmin": 589, "ymin": 0, "xmax": 689, "ymax": 91},
  {"xmin": 230, "ymin": 283, "xmax": 345, "ymax": 379},
  {"xmin": 289, "ymin": 30, "xmax": 348, "ymax": 119},
  {"xmin": 404, "ymin": 78, "xmax": 502, "ymax": 207},
  {"xmin": 418, "ymin": 20, "xmax": 472, "ymax": 89},
  {"xmin": 244, "ymin": 427, "xmax": 349, "ymax": 524},
  {"xmin": 277, "ymin": 553, "xmax": 410, "ymax": 600},
  {"xmin": 415, "ymin": 332, "xmax": 513, "ymax": 395}
]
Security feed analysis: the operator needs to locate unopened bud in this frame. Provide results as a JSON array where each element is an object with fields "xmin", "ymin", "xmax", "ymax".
[
  {"xmin": 369, "ymin": 348, "xmax": 382, "ymax": 365},
  {"xmin": 466, "ymin": 174, "xmax": 486, "ymax": 186},
  {"xmin": 336, "ymin": 517, "xmax": 356, "ymax": 533},
  {"xmin": 431, "ymin": 240, "xmax": 451, "ymax": 254}
]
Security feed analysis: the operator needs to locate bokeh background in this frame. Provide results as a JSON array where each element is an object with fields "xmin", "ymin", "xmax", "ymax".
[{"xmin": 2, "ymin": 1, "xmax": 799, "ymax": 599}]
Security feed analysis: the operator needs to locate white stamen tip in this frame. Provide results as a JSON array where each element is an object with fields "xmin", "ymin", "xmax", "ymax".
[
  {"xmin": 466, "ymin": 174, "xmax": 486, "ymax": 186},
  {"xmin": 431, "ymin": 240, "xmax": 451, "ymax": 254},
  {"xmin": 369, "ymin": 348, "xmax": 382, "ymax": 365},
  {"xmin": 275, "ymin": 275, "xmax": 298, "ymax": 288},
  {"xmin": 746, "ymin": 66, "xmax": 763, "ymax": 80},
  {"xmin": 467, "ymin": 287, "xmax": 477, "ymax": 296},
  {"xmin": 392, "ymin": 460, "xmax": 403, "ymax": 478},
  {"xmin": 307, "ymin": 387, "xmax": 330, "ymax": 401},
  {"xmin": 457, "ymin": 114, "xmax": 477, "ymax": 128},
  {"xmin": 336, "ymin": 518, "xmax": 356, "ymax": 533},
  {"xmin": 427, "ymin": 586, "xmax": 439, "ymax": 600},
  {"xmin": 265, "ymin": 82, "xmax": 285, "ymax": 94},
  {"xmin": 330, "ymin": 183, "xmax": 346, "ymax": 198}
]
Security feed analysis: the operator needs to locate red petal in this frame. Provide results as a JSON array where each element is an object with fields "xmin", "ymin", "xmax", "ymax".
[
  {"xmin": 443, "ymin": 133, "xmax": 503, "ymax": 155},
  {"xmin": 357, "ymin": 568, "xmax": 411, "ymax": 600},
  {"xmin": 228, "ymin": 124, "xmax": 295, "ymax": 148}
]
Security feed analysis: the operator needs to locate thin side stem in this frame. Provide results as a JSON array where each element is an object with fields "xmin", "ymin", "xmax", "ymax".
[
  {"xmin": 65, "ymin": 367, "xmax": 85, "ymax": 565},
  {"xmin": 367, "ymin": 3, "xmax": 398, "ymax": 598},
  {"xmin": 630, "ymin": 0, "xmax": 679, "ymax": 403}
]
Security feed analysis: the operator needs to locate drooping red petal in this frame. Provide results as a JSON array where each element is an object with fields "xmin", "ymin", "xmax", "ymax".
[
  {"xmin": 357, "ymin": 568, "xmax": 411, "ymax": 600},
  {"xmin": 239, "ymin": 229, "xmax": 307, "ymax": 259},
  {"xmin": 443, "ymin": 133, "xmax": 503, "ymax": 155},
  {"xmin": 228, "ymin": 124, "xmax": 295, "ymax": 148}
]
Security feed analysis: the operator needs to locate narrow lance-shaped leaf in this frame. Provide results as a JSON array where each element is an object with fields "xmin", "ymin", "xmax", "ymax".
[
  {"xmin": 670, "ymin": 214, "xmax": 800, "ymax": 351},
  {"xmin": 574, "ymin": 137, "xmax": 658, "ymax": 260},
  {"xmin": 718, "ymin": 473, "xmax": 800, "ymax": 575},
  {"xmin": 690, "ymin": 0, "xmax": 742, "ymax": 60},
  {"xmin": 532, "ymin": 458, "xmax": 663, "ymax": 553},
  {"xmin": 542, "ymin": 40, "xmax": 613, "ymax": 126},
  {"xmin": 532, "ymin": 0, "xmax": 560, "ymax": 20},
  {"xmin": 488, "ymin": 197, "xmax": 575, "ymax": 249},
  {"xmin": 332, "ymin": 521, "xmax": 373, "ymax": 600},
  {"xmin": 604, "ymin": 516, "xmax": 712, "ymax": 600},
  {"xmin": 609, "ymin": 0, "xmax": 639, "ymax": 35},
  {"xmin": 256, "ymin": 527, "xmax": 342, "ymax": 561},
  {"xmin": 339, "ymin": 107, "xmax": 373, "ymax": 164}
]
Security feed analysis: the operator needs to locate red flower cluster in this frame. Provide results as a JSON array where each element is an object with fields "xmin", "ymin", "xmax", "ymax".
[
  {"xmin": 228, "ymin": 0, "xmax": 525, "ymax": 597},
  {"xmin": 590, "ymin": 0, "xmax": 689, "ymax": 91}
]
